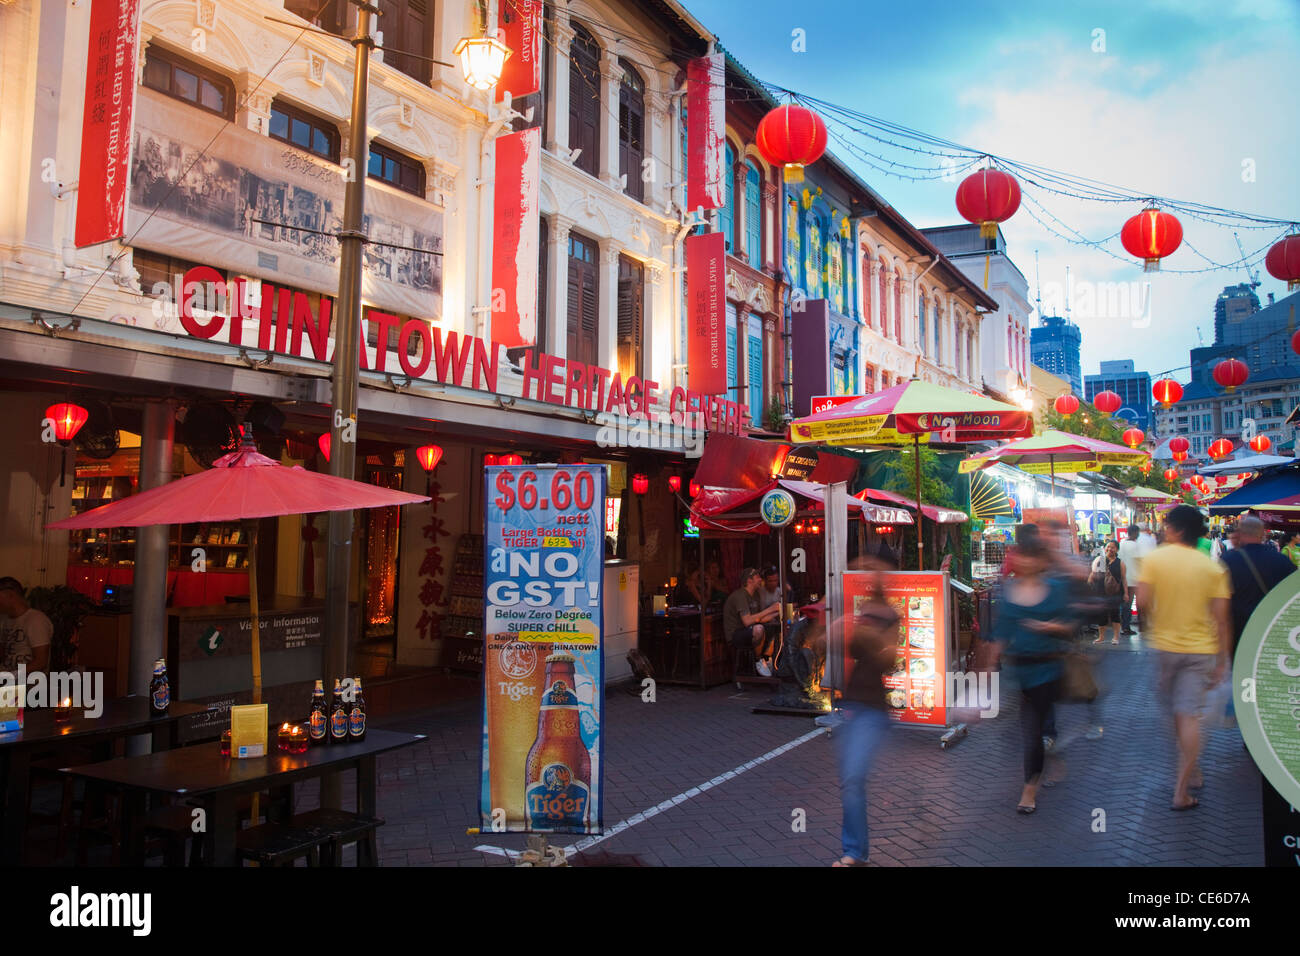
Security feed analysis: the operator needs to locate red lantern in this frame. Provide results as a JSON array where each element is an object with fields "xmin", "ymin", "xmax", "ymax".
[
  {"xmin": 1172, "ymin": 451, "xmax": 1188, "ymax": 462},
  {"xmin": 46, "ymin": 402, "xmax": 89, "ymax": 443},
  {"xmin": 1053, "ymin": 394, "xmax": 1079, "ymax": 416},
  {"xmin": 631, "ymin": 473, "xmax": 649, "ymax": 495},
  {"xmin": 793, "ymin": 521, "xmax": 805, "ymax": 535},
  {"xmin": 501, "ymin": 454, "xmax": 523, "ymax": 466},
  {"xmin": 1180, "ymin": 480, "xmax": 1192, "ymax": 492},
  {"xmin": 1265, "ymin": 234, "xmax": 1300, "ymax": 291},
  {"xmin": 1140, "ymin": 460, "xmax": 1152, "ymax": 475},
  {"xmin": 1120, "ymin": 206, "xmax": 1183, "ymax": 272},
  {"xmin": 318, "ymin": 432, "xmax": 331, "ymax": 463},
  {"xmin": 1122, "ymin": 427, "xmax": 1145, "ymax": 449},
  {"xmin": 668, "ymin": 476, "xmax": 681, "ymax": 493},
  {"xmin": 483, "ymin": 453, "xmax": 499, "ymax": 467},
  {"xmin": 1093, "ymin": 390, "xmax": 1122, "ymax": 414},
  {"xmin": 1215, "ymin": 476, "xmax": 1228, "ymax": 487},
  {"xmin": 1152, "ymin": 378, "xmax": 1183, "ymax": 407},
  {"xmin": 1249, "ymin": 434, "xmax": 1271, "ymax": 453},
  {"xmin": 415, "ymin": 444, "xmax": 443, "ymax": 472},
  {"xmin": 689, "ymin": 480, "xmax": 702, "ymax": 498},
  {"xmin": 954, "ymin": 169, "xmax": 1022, "ymax": 239},
  {"xmin": 1163, "ymin": 468, "xmax": 1178, "ymax": 481},
  {"xmin": 1208, "ymin": 438, "xmax": 1234, "ymax": 460},
  {"xmin": 1292, "ymin": 328, "xmax": 1300, "ymax": 357},
  {"xmin": 1212, "ymin": 358, "xmax": 1249, "ymax": 393},
  {"xmin": 1168, "ymin": 436, "xmax": 1190, "ymax": 455},
  {"xmin": 755, "ymin": 104, "xmax": 827, "ymax": 183},
  {"xmin": 1237, "ymin": 472, "xmax": 1252, "ymax": 481}
]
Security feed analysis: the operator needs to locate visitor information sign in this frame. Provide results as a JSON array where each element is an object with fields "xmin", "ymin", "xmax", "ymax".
[{"xmin": 480, "ymin": 464, "xmax": 605, "ymax": 835}]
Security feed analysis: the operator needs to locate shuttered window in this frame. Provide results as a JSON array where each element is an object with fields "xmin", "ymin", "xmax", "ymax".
[
  {"xmin": 376, "ymin": 0, "xmax": 433, "ymax": 84},
  {"xmin": 617, "ymin": 255, "xmax": 643, "ymax": 382},
  {"xmin": 568, "ymin": 24, "xmax": 600, "ymax": 178},
  {"xmin": 284, "ymin": 0, "xmax": 345, "ymax": 36},
  {"xmin": 747, "ymin": 314, "xmax": 763, "ymax": 427},
  {"xmin": 719, "ymin": 144, "xmax": 735, "ymax": 253},
  {"xmin": 567, "ymin": 232, "xmax": 598, "ymax": 369},
  {"xmin": 918, "ymin": 296, "xmax": 927, "ymax": 357},
  {"xmin": 618, "ymin": 60, "xmax": 645, "ymax": 203},
  {"xmin": 744, "ymin": 164, "xmax": 762, "ymax": 266},
  {"xmin": 725, "ymin": 302, "xmax": 738, "ymax": 394}
]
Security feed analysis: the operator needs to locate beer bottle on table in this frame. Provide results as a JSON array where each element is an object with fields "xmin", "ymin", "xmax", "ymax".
[
  {"xmin": 308, "ymin": 680, "xmax": 328, "ymax": 746},
  {"xmin": 150, "ymin": 659, "xmax": 170, "ymax": 715},
  {"xmin": 524, "ymin": 653, "xmax": 591, "ymax": 831},
  {"xmin": 329, "ymin": 678, "xmax": 349, "ymax": 744},
  {"xmin": 348, "ymin": 676, "xmax": 366, "ymax": 742}
]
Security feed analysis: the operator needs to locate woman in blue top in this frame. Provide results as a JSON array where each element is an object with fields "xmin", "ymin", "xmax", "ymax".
[{"xmin": 989, "ymin": 537, "xmax": 1077, "ymax": 814}]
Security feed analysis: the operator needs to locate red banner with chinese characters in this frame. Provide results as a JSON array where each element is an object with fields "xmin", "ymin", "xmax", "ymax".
[
  {"xmin": 490, "ymin": 128, "xmax": 541, "ymax": 347},
  {"xmin": 686, "ymin": 53, "xmax": 725, "ymax": 212},
  {"xmin": 843, "ymin": 571, "xmax": 950, "ymax": 726},
  {"xmin": 686, "ymin": 231, "xmax": 726, "ymax": 394},
  {"xmin": 75, "ymin": 0, "xmax": 141, "ymax": 247},
  {"xmin": 496, "ymin": 0, "xmax": 541, "ymax": 102}
]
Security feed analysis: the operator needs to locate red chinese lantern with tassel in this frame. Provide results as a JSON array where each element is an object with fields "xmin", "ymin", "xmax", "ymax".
[
  {"xmin": 1152, "ymin": 378, "xmax": 1183, "ymax": 407},
  {"xmin": 1053, "ymin": 394, "xmax": 1079, "ymax": 416},
  {"xmin": 317, "ymin": 432, "xmax": 331, "ymax": 463},
  {"xmin": 1180, "ymin": 480, "xmax": 1192, "ymax": 492},
  {"xmin": 1122, "ymin": 427, "xmax": 1145, "ymax": 449},
  {"xmin": 500, "ymin": 454, "xmax": 523, "ymax": 466},
  {"xmin": 1172, "ymin": 451, "xmax": 1188, "ymax": 462},
  {"xmin": 755, "ymin": 104, "xmax": 827, "ymax": 183},
  {"xmin": 1215, "ymin": 476, "xmax": 1228, "ymax": 487},
  {"xmin": 45, "ymin": 402, "xmax": 89, "ymax": 488},
  {"xmin": 483, "ymin": 453, "xmax": 500, "ymax": 467},
  {"xmin": 1163, "ymin": 468, "xmax": 1178, "ymax": 482},
  {"xmin": 1265, "ymin": 234, "xmax": 1300, "ymax": 291},
  {"xmin": 955, "ymin": 168, "xmax": 1021, "ymax": 240},
  {"xmin": 1121, "ymin": 206, "xmax": 1183, "ymax": 271},
  {"xmin": 631, "ymin": 473, "xmax": 649, "ymax": 495},
  {"xmin": 1249, "ymin": 434, "xmax": 1271, "ymax": 453},
  {"xmin": 1292, "ymin": 328, "xmax": 1300, "ymax": 357},
  {"xmin": 689, "ymin": 480, "xmax": 702, "ymax": 498},
  {"xmin": 1237, "ymin": 472, "xmax": 1252, "ymax": 481},
  {"xmin": 1140, "ymin": 460, "xmax": 1152, "ymax": 476},
  {"xmin": 668, "ymin": 476, "xmax": 681, "ymax": 493},
  {"xmin": 415, "ymin": 445, "xmax": 443, "ymax": 472},
  {"xmin": 1168, "ymin": 436, "xmax": 1190, "ymax": 456},
  {"xmin": 1208, "ymin": 438, "xmax": 1234, "ymax": 460},
  {"xmin": 1212, "ymin": 358, "xmax": 1249, "ymax": 393},
  {"xmin": 1093, "ymin": 390, "xmax": 1122, "ymax": 415}
]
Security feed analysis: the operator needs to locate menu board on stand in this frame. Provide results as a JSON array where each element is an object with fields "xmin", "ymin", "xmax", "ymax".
[{"xmin": 843, "ymin": 571, "xmax": 952, "ymax": 728}]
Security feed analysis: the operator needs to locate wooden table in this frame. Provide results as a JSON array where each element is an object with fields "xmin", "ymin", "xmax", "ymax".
[
  {"xmin": 0, "ymin": 698, "xmax": 208, "ymax": 865},
  {"xmin": 58, "ymin": 729, "xmax": 425, "ymax": 866}
]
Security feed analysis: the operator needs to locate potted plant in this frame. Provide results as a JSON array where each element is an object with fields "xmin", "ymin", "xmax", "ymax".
[{"xmin": 26, "ymin": 585, "xmax": 96, "ymax": 671}]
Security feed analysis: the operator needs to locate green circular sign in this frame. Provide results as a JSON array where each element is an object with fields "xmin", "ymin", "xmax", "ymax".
[
  {"xmin": 760, "ymin": 489, "xmax": 796, "ymax": 529},
  {"xmin": 1234, "ymin": 574, "xmax": 1300, "ymax": 809}
]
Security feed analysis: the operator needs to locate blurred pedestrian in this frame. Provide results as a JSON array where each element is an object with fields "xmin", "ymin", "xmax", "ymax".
[
  {"xmin": 1118, "ymin": 524, "xmax": 1142, "ymax": 635},
  {"xmin": 1221, "ymin": 516, "xmax": 1295, "ymax": 654},
  {"xmin": 1137, "ymin": 505, "xmax": 1232, "ymax": 811},
  {"xmin": 1283, "ymin": 531, "xmax": 1300, "ymax": 567},
  {"xmin": 1091, "ymin": 540, "xmax": 1126, "ymax": 645},
  {"xmin": 987, "ymin": 537, "xmax": 1077, "ymax": 814},
  {"xmin": 831, "ymin": 559, "xmax": 897, "ymax": 866}
]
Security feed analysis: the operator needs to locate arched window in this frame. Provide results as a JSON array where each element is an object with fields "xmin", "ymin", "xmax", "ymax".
[
  {"xmin": 933, "ymin": 297, "xmax": 942, "ymax": 361},
  {"xmin": 744, "ymin": 163, "xmax": 762, "ymax": 266},
  {"xmin": 842, "ymin": 237, "xmax": 855, "ymax": 319},
  {"xmin": 878, "ymin": 258, "xmax": 888, "ymax": 338},
  {"xmin": 807, "ymin": 213, "xmax": 825, "ymax": 299},
  {"xmin": 918, "ymin": 294, "xmax": 927, "ymax": 357},
  {"xmin": 719, "ymin": 142, "xmax": 735, "ymax": 253},
  {"xmin": 893, "ymin": 271, "xmax": 902, "ymax": 344},
  {"xmin": 568, "ymin": 24, "xmax": 600, "ymax": 177},
  {"xmin": 785, "ymin": 197, "xmax": 800, "ymax": 278},
  {"xmin": 827, "ymin": 233, "xmax": 844, "ymax": 313},
  {"xmin": 618, "ymin": 59, "xmax": 645, "ymax": 202}
]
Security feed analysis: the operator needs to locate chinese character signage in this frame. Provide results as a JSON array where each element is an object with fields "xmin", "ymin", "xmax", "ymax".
[
  {"xmin": 686, "ymin": 231, "xmax": 726, "ymax": 395},
  {"xmin": 496, "ymin": 0, "xmax": 541, "ymax": 102},
  {"xmin": 75, "ymin": 0, "xmax": 141, "ymax": 247},
  {"xmin": 481, "ymin": 464, "xmax": 605, "ymax": 834},
  {"xmin": 686, "ymin": 53, "xmax": 725, "ymax": 211},
  {"xmin": 490, "ymin": 128, "xmax": 541, "ymax": 347}
]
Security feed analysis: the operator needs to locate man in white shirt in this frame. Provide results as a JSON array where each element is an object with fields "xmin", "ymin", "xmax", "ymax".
[
  {"xmin": 1118, "ymin": 525, "xmax": 1142, "ymax": 635},
  {"xmin": 1134, "ymin": 525, "xmax": 1158, "ymax": 630},
  {"xmin": 0, "ymin": 577, "xmax": 53, "ymax": 673}
]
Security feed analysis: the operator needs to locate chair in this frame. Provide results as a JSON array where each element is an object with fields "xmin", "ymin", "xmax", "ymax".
[{"xmin": 235, "ymin": 809, "xmax": 383, "ymax": 867}]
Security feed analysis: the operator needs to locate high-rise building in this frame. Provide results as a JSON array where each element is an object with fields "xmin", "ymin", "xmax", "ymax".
[
  {"xmin": 1030, "ymin": 315, "xmax": 1082, "ymax": 395},
  {"xmin": 1085, "ymin": 360, "xmax": 1152, "ymax": 431},
  {"xmin": 1214, "ymin": 283, "xmax": 1261, "ymax": 344}
]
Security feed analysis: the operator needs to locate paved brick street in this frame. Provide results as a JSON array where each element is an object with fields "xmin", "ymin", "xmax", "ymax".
[{"xmin": 298, "ymin": 631, "xmax": 1263, "ymax": 867}]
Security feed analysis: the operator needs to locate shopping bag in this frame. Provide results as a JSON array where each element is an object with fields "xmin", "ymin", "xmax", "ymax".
[{"xmin": 1203, "ymin": 679, "xmax": 1235, "ymax": 729}]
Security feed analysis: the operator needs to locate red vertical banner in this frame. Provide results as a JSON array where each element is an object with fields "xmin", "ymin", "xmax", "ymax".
[
  {"xmin": 75, "ymin": 0, "xmax": 141, "ymax": 248},
  {"xmin": 686, "ymin": 231, "xmax": 726, "ymax": 394},
  {"xmin": 496, "ymin": 0, "xmax": 541, "ymax": 102},
  {"xmin": 490, "ymin": 128, "xmax": 541, "ymax": 348},
  {"xmin": 687, "ymin": 53, "xmax": 725, "ymax": 212}
]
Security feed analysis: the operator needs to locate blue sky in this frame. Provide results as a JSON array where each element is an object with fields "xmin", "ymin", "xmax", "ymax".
[{"xmin": 687, "ymin": 0, "xmax": 1300, "ymax": 386}]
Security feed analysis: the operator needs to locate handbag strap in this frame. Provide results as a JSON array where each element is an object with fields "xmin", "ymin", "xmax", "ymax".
[{"xmin": 1238, "ymin": 549, "xmax": 1268, "ymax": 595}]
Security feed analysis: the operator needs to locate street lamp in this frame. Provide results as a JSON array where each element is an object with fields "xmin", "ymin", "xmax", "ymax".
[{"xmin": 454, "ymin": 33, "xmax": 511, "ymax": 90}]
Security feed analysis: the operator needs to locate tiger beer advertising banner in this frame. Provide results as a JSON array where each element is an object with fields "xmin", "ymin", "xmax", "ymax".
[{"xmin": 480, "ymin": 464, "xmax": 605, "ymax": 834}]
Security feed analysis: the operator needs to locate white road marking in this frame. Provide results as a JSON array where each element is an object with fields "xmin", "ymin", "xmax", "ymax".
[{"xmin": 474, "ymin": 725, "xmax": 828, "ymax": 861}]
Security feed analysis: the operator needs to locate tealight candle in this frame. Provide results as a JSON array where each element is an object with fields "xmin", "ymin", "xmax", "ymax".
[
  {"xmin": 286, "ymin": 723, "xmax": 308, "ymax": 754},
  {"xmin": 277, "ymin": 722, "xmax": 292, "ymax": 752},
  {"xmin": 54, "ymin": 697, "xmax": 73, "ymax": 722}
]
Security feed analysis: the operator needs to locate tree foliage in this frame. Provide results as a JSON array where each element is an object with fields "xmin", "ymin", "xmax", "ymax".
[{"xmin": 1044, "ymin": 401, "xmax": 1182, "ymax": 496}]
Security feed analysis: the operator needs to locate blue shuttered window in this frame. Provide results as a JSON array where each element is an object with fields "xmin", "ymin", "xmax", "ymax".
[
  {"xmin": 720, "ymin": 144, "xmax": 735, "ymax": 253},
  {"xmin": 745, "ymin": 165, "xmax": 761, "ymax": 266},
  {"xmin": 726, "ymin": 302, "xmax": 738, "ymax": 393},
  {"xmin": 747, "ymin": 315, "xmax": 763, "ymax": 427}
]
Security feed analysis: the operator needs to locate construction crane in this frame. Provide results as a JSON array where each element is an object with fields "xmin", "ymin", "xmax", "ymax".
[{"xmin": 1234, "ymin": 232, "xmax": 1261, "ymax": 289}]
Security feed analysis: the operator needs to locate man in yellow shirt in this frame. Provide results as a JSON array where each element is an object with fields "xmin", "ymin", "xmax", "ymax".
[{"xmin": 1137, "ymin": 505, "xmax": 1232, "ymax": 811}]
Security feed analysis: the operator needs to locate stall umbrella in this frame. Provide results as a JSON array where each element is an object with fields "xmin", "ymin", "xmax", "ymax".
[
  {"xmin": 47, "ymin": 429, "xmax": 429, "ymax": 712},
  {"xmin": 788, "ymin": 379, "xmax": 1032, "ymax": 569},
  {"xmin": 959, "ymin": 429, "xmax": 1150, "ymax": 498}
]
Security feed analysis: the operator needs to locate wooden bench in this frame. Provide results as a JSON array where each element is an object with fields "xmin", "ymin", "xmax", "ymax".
[{"xmin": 235, "ymin": 809, "xmax": 383, "ymax": 867}]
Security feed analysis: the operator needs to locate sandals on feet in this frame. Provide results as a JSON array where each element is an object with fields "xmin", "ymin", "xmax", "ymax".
[
  {"xmin": 1016, "ymin": 804, "xmax": 1036, "ymax": 814},
  {"xmin": 1171, "ymin": 797, "xmax": 1200, "ymax": 811},
  {"xmin": 832, "ymin": 855, "xmax": 868, "ymax": 867}
]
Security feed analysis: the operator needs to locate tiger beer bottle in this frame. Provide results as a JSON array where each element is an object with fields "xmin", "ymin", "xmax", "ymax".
[
  {"xmin": 329, "ymin": 678, "xmax": 349, "ymax": 744},
  {"xmin": 348, "ymin": 676, "xmax": 366, "ymax": 742},
  {"xmin": 524, "ymin": 653, "xmax": 591, "ymax": 831},
  {"xmin": 150, "ymin": 659, "xmax": 170, "ymax": 715},
  {"xmin": 308, "ymin": 680, "xmax": 328, "ymax": 746}
]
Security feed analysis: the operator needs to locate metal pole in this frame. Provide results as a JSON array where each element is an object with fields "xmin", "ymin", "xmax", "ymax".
[
  {"xmin": 914, "ymin": 434, "xmax": 923, "ymax": 571},
  {"xmin": 322, "ymin": 1, "xmax": 375, "ymax": 809},
  {"xmin": 128, "ymin": 400, "xmax": 174, "ymax": 755}
]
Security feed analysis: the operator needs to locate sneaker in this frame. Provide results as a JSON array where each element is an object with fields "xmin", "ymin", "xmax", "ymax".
[
  {"xmin": 1042, "ymin": 735, "xmax": 1056, "ymax": 753},
  {"xmin": 755, "ymin": 659, "xmax": 772, "ymax": 677},
  {"xmin": 1085, "ymin": 725, "xmax": 1104, "ymax": 740}
]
